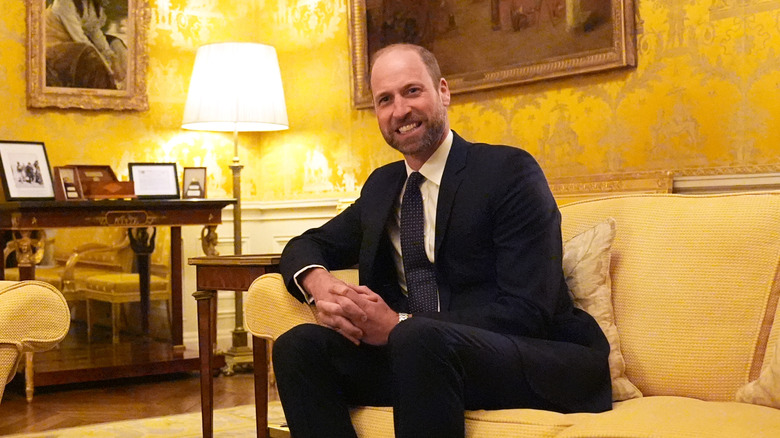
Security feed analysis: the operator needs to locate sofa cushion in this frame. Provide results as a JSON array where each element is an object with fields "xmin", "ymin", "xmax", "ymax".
[
  {"xmin": 557, "ymin": 396, "xmax": 780, "ymax": 438},
  {"xmin": 350, "ymin": 405, "xmax": 594, "ymax": 438},
  {"xmin": 737, "ymin": 342, "xmax": 780, "ymax": 408},
  {"xmin": 563, "ymin": 217, "xmax": 641, "ymax": 401}
]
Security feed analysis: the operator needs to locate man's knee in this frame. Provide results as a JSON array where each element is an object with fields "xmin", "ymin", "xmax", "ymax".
[
  {"xmin": 273, "ymin": 323, "xmax": 326, "ymax": 369},
  {"xmin": 388, "ymin": 317, "xmax": 451, "ymax": 357}
]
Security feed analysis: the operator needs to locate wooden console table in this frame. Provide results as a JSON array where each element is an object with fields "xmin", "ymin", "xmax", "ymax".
[
  {"xmin": 0, "ymin": 199, "xmax": 234, "ymax": 400},
  {"xmin": 188, "ymin": 254, "xmax": 281, "ymax": 438}
]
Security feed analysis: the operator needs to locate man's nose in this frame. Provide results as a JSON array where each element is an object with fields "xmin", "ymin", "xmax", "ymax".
[{"xmin": 391, "ymin": 98, "xmax": 411, "ymax": 119}]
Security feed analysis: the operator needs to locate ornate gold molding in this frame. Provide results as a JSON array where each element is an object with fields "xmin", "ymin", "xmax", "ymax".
[
  {"xmin": 549, "ymin": 165, "xmax": 780, "ymax": 201},
  {"xmin": 549, "ymin": 170, "xmax": 673, "ymax": 203},
  {"xmin": 673, "ymin": 163, "xmax": 780, "ymax": 177}
]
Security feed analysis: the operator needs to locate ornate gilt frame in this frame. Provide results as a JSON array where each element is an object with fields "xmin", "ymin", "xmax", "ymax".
[
  {"xmin": 348, "ymin": 0, "xmax": 636, "ymax": 109},
  {"xmin": 26, "ymin": 0, "xmax": 149, "ymax": 111}
]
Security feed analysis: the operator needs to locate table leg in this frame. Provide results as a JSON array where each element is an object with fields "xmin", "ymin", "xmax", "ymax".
[
  {"xmin": 170, "ymin": 226, "xmax": 184, "ymax": 350},
  {"xmin": 128, "ymin": 227, "xmax": 156, "ymax": 339},
  {"xmin": 253, "ymin": 335, "xmax": 269, "ymax": 438},
  {"xmin": 194, "ymin": 289, "xmax": 216, "ymax": 438}
]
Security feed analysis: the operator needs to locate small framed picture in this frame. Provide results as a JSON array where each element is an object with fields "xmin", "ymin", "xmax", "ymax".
[
  {"xmin": 0, "ymin": 140, "xmax": 55, "ymax": 201},
  {"xmin": 182, "ymin": 167, "xmax": 207, "ymax": 199},
  {"xmin": 53, "ymin": 166, "xmax": 83, "ymax": 201},
  {"xmin": 128, "ymin": 162, "xmax": 180, "ymax": 199}
]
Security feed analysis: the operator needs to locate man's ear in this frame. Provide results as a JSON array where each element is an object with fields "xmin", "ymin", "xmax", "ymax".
[{"xmin": 439, "ymin": 78, "xmax": 451, "ymax": 106}]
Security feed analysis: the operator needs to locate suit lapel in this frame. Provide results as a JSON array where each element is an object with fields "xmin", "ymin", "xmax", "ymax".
[
  {"xmin": 435, "ymin": 132, "xmax": 468, "ymax": 256},
  {"xmin": 435, "ymin": 133, "xmax": 469, "ymax": 311}
]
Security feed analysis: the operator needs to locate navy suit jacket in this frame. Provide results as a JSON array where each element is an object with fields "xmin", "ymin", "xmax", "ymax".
[{"xmin": 280, "ymin": 132, "xmax": 612, "ymax": 413}]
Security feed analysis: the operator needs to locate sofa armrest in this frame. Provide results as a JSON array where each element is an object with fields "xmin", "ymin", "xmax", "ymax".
[{"xmin": 245, "ymin": 273, "xmax": 319, "ymax": 342}]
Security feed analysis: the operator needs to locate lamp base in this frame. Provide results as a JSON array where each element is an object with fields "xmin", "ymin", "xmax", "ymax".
[{"xmin": 222, "ymin": 344, "xmax": 254, "ymax": 376}]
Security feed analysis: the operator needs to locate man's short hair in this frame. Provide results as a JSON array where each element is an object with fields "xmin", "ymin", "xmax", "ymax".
[{"xmin": 369, "ymin": 44, "xmax": 442, "ymax": 88}]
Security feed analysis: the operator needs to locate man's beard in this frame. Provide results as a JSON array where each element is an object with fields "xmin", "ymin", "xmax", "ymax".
[{"xmin": 382, "ymin": 104, "xmax": 447, "ymax": 156}]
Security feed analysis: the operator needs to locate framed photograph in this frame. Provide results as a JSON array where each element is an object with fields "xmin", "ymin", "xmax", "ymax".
[
  {"xmin": 26, "ymin": 0, "xmax": 149, "ymax": 110},
  {"xmin": 0, "ymin": 141, "xmax": 56, "ymax": 201},
  {"xmin": 182, "ymin": 167, "xmax": 207, "ymax": 199},
  {"xmin": 53, "ymin": 166, "xmax": 84, "ymax": 200},
  {"xmin": 348, "ymin": 0, "xmax": 636, "ymax": 108},
  {"xmin": 129, "ymin": 163, "xmax": 180, "ymax": 199}
]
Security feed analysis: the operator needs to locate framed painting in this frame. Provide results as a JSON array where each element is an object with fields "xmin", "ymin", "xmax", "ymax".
[
  {"xmin": 0, "ymin": 141, "xmax": 55, "ymax": 201},
  {"xmin": 348, "ymin": 0, "xmax": 636, "ymax": 108},
  {"xmin": 26, "ymin": 0, "xmax": 149, "ymax": 110}
]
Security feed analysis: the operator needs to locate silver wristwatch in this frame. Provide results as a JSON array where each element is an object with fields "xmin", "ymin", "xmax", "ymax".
[{"xmin": 398, "ymin": 312, "xmax": 411, "ymax": 323}]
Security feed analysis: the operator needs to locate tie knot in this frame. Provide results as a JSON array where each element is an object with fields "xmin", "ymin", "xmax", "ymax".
[{"xmin": 407, "ymin": 172, "xmax": 425, "ymax": 188}]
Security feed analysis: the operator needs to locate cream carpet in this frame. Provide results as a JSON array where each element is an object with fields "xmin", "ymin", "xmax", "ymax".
[{"xmin": 6, "ymin": 401, "xmax": 289, "ymax": 438}]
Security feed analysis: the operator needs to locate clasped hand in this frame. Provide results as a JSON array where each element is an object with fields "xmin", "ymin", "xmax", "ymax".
[{"xmin": 300, "ymin": 268, "xmax": 399, "ymax": 345}]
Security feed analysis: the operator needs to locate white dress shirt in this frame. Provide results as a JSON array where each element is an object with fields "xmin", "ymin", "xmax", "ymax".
[{"xmin": 388, "ymin": 131, "xmax": 452, "ymax": 310}]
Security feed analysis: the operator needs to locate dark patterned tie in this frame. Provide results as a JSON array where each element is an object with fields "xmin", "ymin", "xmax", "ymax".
[{"xmin": 400, "ymin": 172, "xmax": 438, "ymax": 313}]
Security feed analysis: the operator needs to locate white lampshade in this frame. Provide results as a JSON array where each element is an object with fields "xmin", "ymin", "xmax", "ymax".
[{"xmin": 182, "ymin": 42, "xmax": 289, "ymax": 132}]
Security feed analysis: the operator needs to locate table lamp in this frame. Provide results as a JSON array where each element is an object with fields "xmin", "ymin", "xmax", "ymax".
[{"xmin": 182, "ymin": 42, "xmax": 288, "ymax": 373}]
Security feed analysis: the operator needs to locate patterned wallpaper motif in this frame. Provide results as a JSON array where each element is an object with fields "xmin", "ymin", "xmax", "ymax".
[{"xmin": 0, "ymin": 0, "xmax": 778, "ymax": 203}]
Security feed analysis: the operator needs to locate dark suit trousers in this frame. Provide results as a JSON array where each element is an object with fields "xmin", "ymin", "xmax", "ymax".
[{"xmin": 273, "ymin": 317, "xmax": 564, "ymax": 438}]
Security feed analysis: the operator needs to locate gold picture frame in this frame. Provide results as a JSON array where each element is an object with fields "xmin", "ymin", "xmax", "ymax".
[
  {"xmin": 348, "ymin": 0, "xmax": 636, "ymax": 108},
  {"xmin": 26, "ymin": 0, "xmax": 149, "ymax": 111}
]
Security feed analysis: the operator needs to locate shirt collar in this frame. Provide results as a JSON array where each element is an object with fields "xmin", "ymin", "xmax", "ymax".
[{"xmin": 404, "ymin": 130, "xmax": 453, "ymax": 186}]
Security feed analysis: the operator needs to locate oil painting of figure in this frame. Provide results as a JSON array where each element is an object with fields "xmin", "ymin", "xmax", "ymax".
[
  {"xmin": 44, "ymin": 0, "xmax": 129, "ymax": 89},
  {"xmin": 365, "ymin": 0, "xmax": 613, "ymax": 77}
]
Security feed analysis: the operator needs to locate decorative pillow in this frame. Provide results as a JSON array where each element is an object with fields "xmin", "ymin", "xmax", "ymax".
[
  {"xmin": 562, "ymin": 217, "xmax": 642, "ymax": 401},
  {"xmin": 736, "ymin": 342, "xmax": 780, "ymax": 408}
]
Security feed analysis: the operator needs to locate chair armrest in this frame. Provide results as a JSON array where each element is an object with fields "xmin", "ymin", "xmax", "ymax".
[
  {"xmin": 61, "ymin": 236, "xmax": 131, "ymax": 288},
  {"xmin": 245, "ymin": 273, "xmax": 318, "ymax": 341},
  {"xmin": 0, "ymin": 280, "xmax": 70, "ymax": 402}
]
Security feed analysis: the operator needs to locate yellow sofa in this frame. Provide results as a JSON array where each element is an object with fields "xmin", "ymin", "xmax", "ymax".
[{"xmin": 245, "ymin": 192, "xmax": 780, "ymax": 437}]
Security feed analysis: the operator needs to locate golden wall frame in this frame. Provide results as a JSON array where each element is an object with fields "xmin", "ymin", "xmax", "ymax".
[
  {"xmin": 348, "ymin": 0, "xmax": 636, "ymax": 109},
  {"xmin": 26, "ymin": 0, "xmax": 149, "ymax": 111}
]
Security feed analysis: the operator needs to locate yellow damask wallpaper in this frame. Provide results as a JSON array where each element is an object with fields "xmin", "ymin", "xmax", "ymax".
[{"xmin": 1, "ymin": 0, "xmax": 779, "ymax": 203}]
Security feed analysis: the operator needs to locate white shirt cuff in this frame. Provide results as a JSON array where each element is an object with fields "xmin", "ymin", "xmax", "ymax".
[{"xmin": 293, "ymin": 265, "xmax": 327, "ymax": 304}]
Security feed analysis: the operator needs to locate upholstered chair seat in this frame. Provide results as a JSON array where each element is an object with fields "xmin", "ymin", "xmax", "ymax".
[{"xmin": 83, "ymin": 273, "xmax": 170, "ymax": 344}]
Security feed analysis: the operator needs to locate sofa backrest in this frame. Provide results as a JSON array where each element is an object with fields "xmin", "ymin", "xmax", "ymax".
[{"xmin": 559, "ymin": 192, "xmax": 780, "ymax": 401}]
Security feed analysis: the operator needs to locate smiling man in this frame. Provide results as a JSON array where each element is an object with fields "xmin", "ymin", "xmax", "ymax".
[{"xmin": 272, "ymin": 44, "xmax": 612, "ymax": 438}]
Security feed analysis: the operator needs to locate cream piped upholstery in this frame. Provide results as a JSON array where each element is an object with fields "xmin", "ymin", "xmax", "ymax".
[{"xmin": 0, "ymin": 280, "xmax": 70, "ymax": 403}]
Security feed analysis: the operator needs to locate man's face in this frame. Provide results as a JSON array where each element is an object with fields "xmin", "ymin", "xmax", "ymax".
[{"xmin": 370, "ymin": 48, "xmax": 450, "ymax": 161}]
